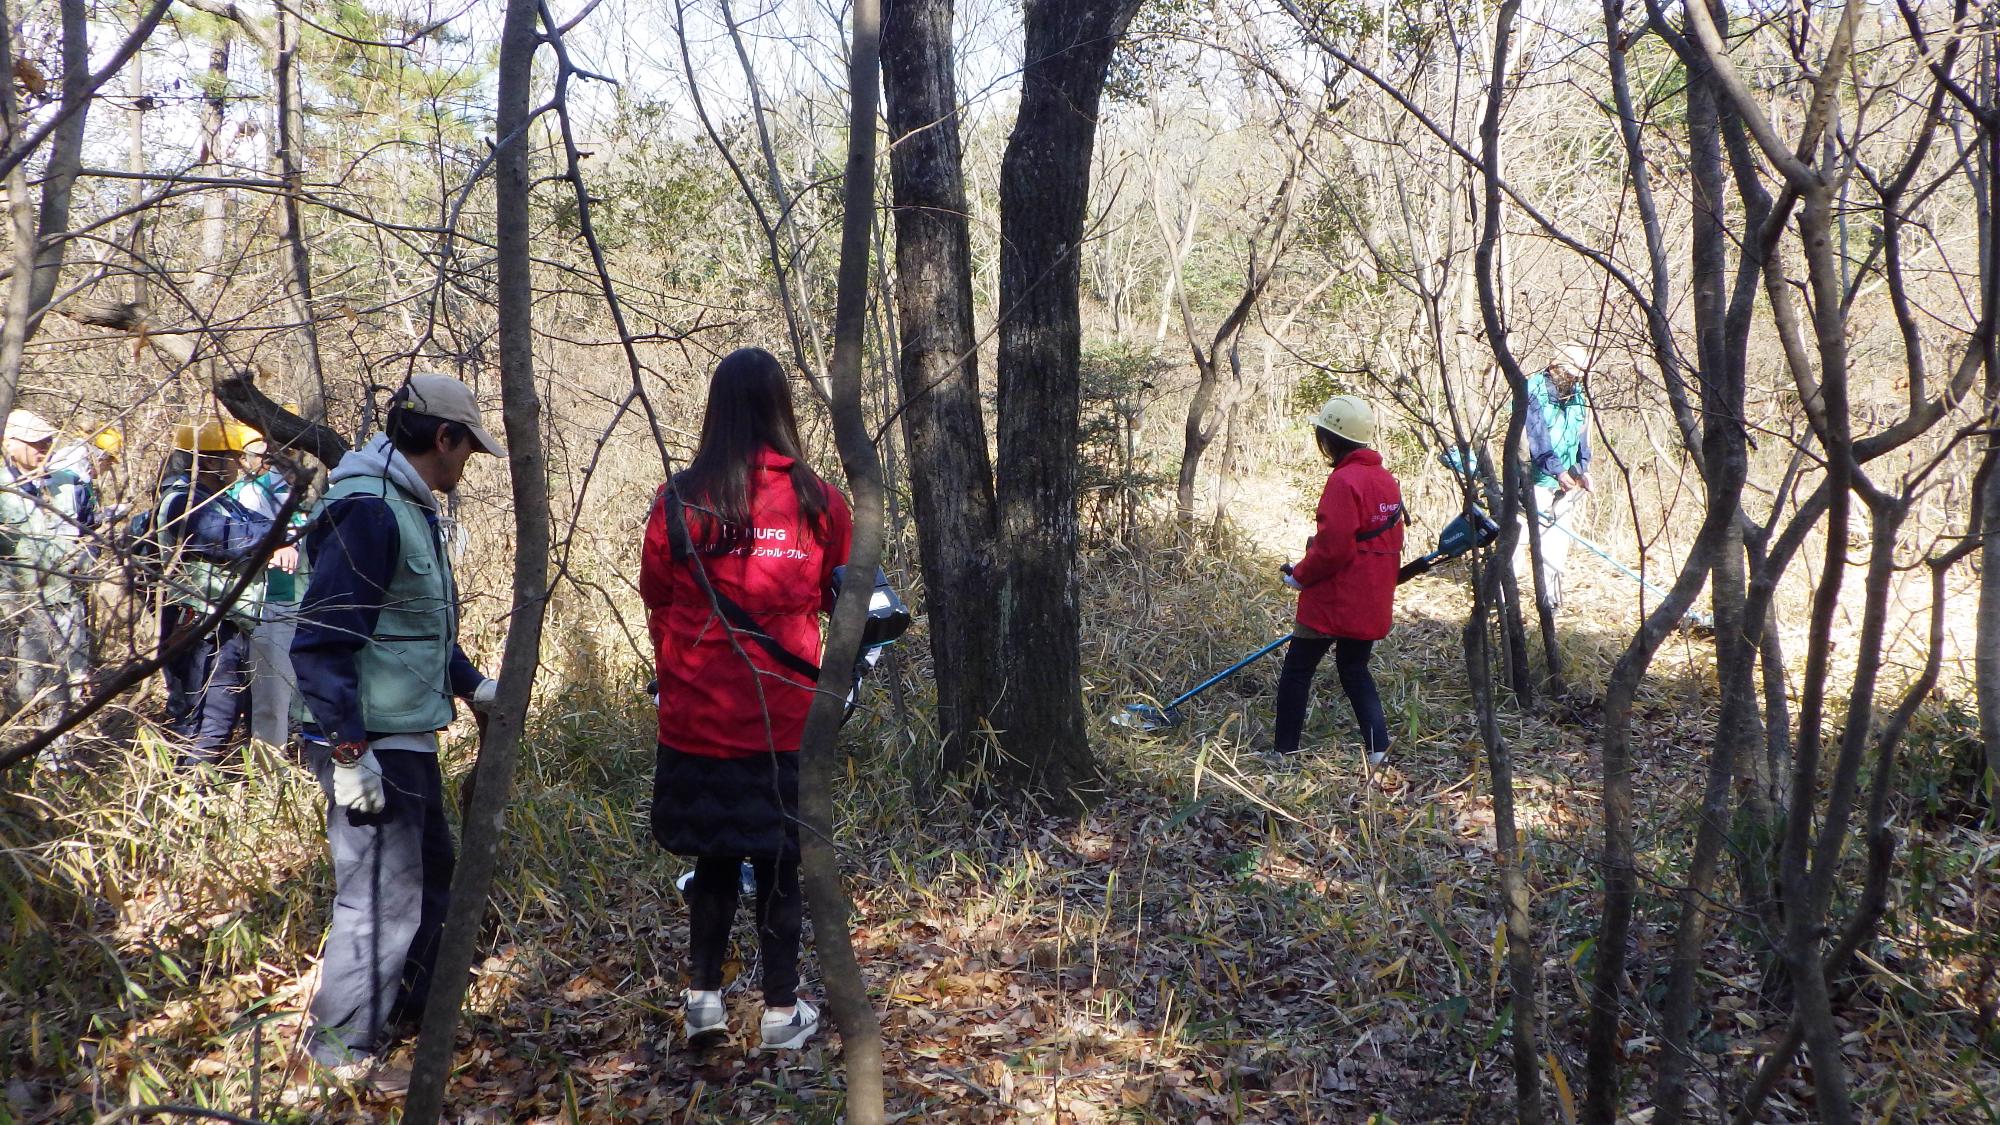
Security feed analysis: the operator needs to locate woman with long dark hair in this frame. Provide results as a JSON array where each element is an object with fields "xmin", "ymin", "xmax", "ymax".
[{"xmin": 640, "ymin": 347, "xmax": 851, "ymax": 1050}]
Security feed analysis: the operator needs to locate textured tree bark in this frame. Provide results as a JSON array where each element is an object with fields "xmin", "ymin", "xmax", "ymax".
[
  {"xmin": 23, "ymin": 0, "xmax": 89, "ymax": 331},
  {"xmin": 881, "ymin": 0, "xmax": 1002, "ymax": 780},
  {"xmin": 991, "ymin": 0, "xmax": 1144, "ymax": 808},
  {"xmin": 1618, "ymin": 40, "xmax": 1756, "ymax": 1124},
  {"xmin": 1976, "ymin": 22, "xmax": 2000, "ymax": 807},
  {"xmin": 1470, "ymin": 2, "xmax": 1544, "ymax": 1118},
  {"xmin": 1769, "ymin": 180, "xmax": 1861, "ymax": 1125},
  {"xmin": 792, "ymin": 3, "xmax": 886, "ymax": 1116},
  {"xmin": 403, "ymin": 0, "xmax": 551, "ymax": 1114},
  {"xmin": 274, "ymin": 0, "xmax": 327, "ymax": 419},
  {"xmin": 1984, "ymin": 383, "xmax": 2000, "ymax": 793},
  {"xmin": 194, "ymin": 32, "xmax": 233, "ymax": 305},
  {"xmin": 0, "ymin": 0, "xmax": 36, "ymax": 424},
  {"xmin": 125, "ymin": 14, "xmax": 147, "ymax": 310}
]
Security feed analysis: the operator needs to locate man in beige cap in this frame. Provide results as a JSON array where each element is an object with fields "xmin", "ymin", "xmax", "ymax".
[
  {"xmin": 289, "ymin": 373, "xmax": 502, "ymax": 1087},
  {"xmin": 0, "ymin": 409, "xmax": 88, "ymax": 742}
]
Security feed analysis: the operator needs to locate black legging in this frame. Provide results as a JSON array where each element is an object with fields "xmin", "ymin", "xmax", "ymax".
[
  {"xmin": 1273, "ymin": 636, "xmax": 1389, "ymax": 757},
  {"xmin": 686, "ymin": 853, "xmax": 801, "ymax": 1006}
]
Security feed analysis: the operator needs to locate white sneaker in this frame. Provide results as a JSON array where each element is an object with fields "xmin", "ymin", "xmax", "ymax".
[
  {"xmin": 1367, "ymin": 749, "xmax": 1388, "ymax": 768},
  {"xmin": 683, "ymin": 989, "xmax": 726, "ymax": 1043},
  {"xmin": 760, "ymin": 999, "xmax": 820, "ymax": 1050}
]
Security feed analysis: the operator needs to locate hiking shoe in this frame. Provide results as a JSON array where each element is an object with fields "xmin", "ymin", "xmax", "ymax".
[
  {"xmin": 684, "ymin": 989, "xmax": 727, "ymax": 1044},
  {"xmin": 282, "ymin": 1054, "xmax": 410, "ymax": 1104},
  {"xmin": 1366, "ymin": 749, "xmax": 1389, "ymax": 769},
  {"xmin": 760, "ymin": 999, "xmax": 820, "ymax": 1050}
]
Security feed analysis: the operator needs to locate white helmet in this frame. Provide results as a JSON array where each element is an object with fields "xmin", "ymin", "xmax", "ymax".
[
  {"xmin": 1314, "ymin": 395, "xmax": 1376, "ymax": 446},
  {"xmin": 1557, "ymin": 341, "xmax": 1594, "ymax": 374}
]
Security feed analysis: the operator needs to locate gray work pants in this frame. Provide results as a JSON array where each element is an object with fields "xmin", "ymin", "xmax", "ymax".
[
  {"xmin": 306, "ymin": 743, "xmax": 454, "ymax": 1065},
  {"xmin": 247, "ymin": 611, "xmax": 298, "ymax": 748},
  {"xmin": 1, "ymin": 593, "xmax": 86, "ymax": 729}
]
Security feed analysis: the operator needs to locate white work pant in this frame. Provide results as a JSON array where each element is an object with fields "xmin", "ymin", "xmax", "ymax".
[
  {"xmin": 1515, "ymin": 484, "xmax": 1578, "ymax": 610},
  {"xmin": 247, "ymin": 610, "xmax": 298, "ymax": 748}
]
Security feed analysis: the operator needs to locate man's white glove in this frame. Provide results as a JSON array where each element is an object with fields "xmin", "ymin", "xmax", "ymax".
[
  {"xmin": 470, "ymin": 677, "xmax": 498, "ymax": 712},
  {"xmin": 1281, "ymin": 565, "xmax": 1303, "ymax": 592},
  {"xmin": 332, "ymin": 751, "xmax": 387, "ymax": 814}
]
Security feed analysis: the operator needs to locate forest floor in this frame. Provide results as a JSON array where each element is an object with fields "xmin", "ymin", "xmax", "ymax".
[{"xmin": 4, "ymin": 516, "xmax": 1996, "ymax": 1124}]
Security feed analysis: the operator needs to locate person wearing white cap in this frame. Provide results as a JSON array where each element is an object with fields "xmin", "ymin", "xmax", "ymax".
[
  {"xmin": 289, "ymin": 373, "xmax": 502, "ymax": 1085},
  {"xmin": 0, "ymin": 409, "xmax": 88, "ymax": 741},
  {"xmin": 1517, "ymin": 343, "xmax": 1595, "ymax": 610}
]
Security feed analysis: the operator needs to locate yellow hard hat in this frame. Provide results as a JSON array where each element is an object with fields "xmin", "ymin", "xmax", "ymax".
[
  {"xmin": 91, "ymin": 427, "xmax": 123, "ymax": 456},
  {"xmin": 1314, "ymin": 395, "xmax": 1376, "ymax": 446},
  {"xmin": 178, "ymin": 420, "xmax": 254, "ymax": 452}
]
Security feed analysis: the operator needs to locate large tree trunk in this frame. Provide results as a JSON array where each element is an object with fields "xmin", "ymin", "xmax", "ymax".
[
  {"xmin": 990, "ymin": 0, "xmax": 1144, "ymax": 808},
  {"xmin": 792, "ymin": 3, "xmax": 886, "ymax": 1116},
  {"xmin": 1599, "ymin": 35, "xmax": 1756, "ymax": 1122},
  {"xmin": 0, "ymin": 0, "xmax": 35, "ymax": 423},
  {"xmin": 1470, "ymin": 2, "xmax": 1545, "ymax": 1117},
  {"xmin": 195, "ymin": 32, "xmax": 233, "ymax": 305},
  {"xmin": 403, "ymin": 0, "xmax": 552, "ymax": 1114},
  {"xmin": 1975, "ymin": 17, "xmax": 2000, "ymax": 805},
  {"xmin": 273, "ymin": 0, "xmax": 326, "ymax": 419},
  {"xmin": 881, "ymin": 0, "xmax": 1002, "ymax": 780},
  {"xmin": 25, "ymin": 0, "xmax": 88, "ymax": 329}
]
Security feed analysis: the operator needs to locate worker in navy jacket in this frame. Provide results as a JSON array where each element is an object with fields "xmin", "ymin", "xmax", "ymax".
[
  {"xmin": 167, "ymin": 428, "xmax": 279, "ymax": 766},
  {"xmin": 290, "ymin": 374, "xmax": 501, "ymax": 1084}
]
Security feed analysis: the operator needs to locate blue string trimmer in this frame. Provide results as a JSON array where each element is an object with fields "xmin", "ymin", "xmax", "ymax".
[{"xmin": 1112, "ymin": 507, "xmax": 1499, "ymax": 732}]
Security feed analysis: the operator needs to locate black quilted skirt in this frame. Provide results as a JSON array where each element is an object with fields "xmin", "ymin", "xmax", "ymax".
[{"xmin": 649, "ymin": 743, "xmax": 800, "ymax": 860}]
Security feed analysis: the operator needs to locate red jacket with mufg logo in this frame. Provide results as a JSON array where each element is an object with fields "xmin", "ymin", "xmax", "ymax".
[
  {"xmin": 640, "ymin": 449, "xmax": 852, "ymax": 758},
  {"xmin": 1290, "ymin": 447, "xmax": 1404, "ymax": 641}
]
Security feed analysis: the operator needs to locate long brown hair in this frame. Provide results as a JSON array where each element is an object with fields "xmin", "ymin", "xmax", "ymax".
[{"xmin": 674, "ymin": 347, "xmax": 828, "ymax": 553}]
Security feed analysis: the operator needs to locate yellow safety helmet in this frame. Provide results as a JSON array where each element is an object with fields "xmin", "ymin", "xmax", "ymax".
[
  {"xmin": 91, "ymin": 427, "xmax": 124, "ymax": 456},
  {"xmin": 175, "ymin": 420, "xmax": 255, "ymax": 453},
  {"xmin": 1313, "ymin": 394, "xmax": 1376, "ymax": 446}
]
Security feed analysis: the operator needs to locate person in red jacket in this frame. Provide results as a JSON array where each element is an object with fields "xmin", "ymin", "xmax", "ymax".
[
  {"xmin": 1274, "ymin": 395, "xmax": 1404, "ymax": 768},
  {"xmin": 640, "ymin": 347, "xmax": 852, "ymax": 1050}
]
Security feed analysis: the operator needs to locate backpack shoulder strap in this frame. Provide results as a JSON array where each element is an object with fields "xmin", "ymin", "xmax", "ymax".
[
  {"xmin": 662, "ymin": 485, "xmax": 821, "ymax": 682},
  {"xmin": 1355, "ymin": 502, "xmax": 1405, "ymax": 544}
]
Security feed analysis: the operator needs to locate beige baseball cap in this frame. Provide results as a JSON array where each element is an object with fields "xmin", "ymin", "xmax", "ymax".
[
  {"xmin": 5, "ymin": 409, "xmax": 56, "ymax": 445},
  {"xmin": 401, "ymin": 374, "xmax": 505, "ymax": 456}
]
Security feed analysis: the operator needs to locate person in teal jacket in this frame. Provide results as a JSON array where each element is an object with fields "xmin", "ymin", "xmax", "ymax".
[{"xmin": 1518, "ymin": 343, "xmax": 1594, "ymax": 609}]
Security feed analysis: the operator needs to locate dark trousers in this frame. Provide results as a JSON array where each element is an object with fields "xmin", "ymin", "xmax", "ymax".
[
  {"xmin": 161, "ymin": 604, "xmax": 199, "ymax": 726},
  {"xmin": 172, "ymin": 619, "xmax": 249, "ymax": 764},
  {"xmin": 306, "ymin": 746, "xmax": 455, "ymax": 1064},
  {"xmin": 687, "ymin": 853, "xmax": 801, "ymax": 1007},
  {"xmin": 1273, "ymin": 636, "xmax": 1388, "ymax": 757}
]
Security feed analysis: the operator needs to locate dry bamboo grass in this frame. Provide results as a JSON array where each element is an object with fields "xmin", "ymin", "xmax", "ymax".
[{"xmin": 1, "ymin": 494, "xmax": 1994, "ymax": 1122}]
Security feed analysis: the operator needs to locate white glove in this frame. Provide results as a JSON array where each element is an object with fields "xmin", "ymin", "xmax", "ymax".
[
  {"xmin": 470, "ymin": 677, "xmax": 498, "ymax": 712},
  {"xmin": 1281, "ymin": 567, "xmax": 1303, "ymax": 592},
  {"xmin": 332, "ymin": 751, "xmax": 387, "ymax": 814}
]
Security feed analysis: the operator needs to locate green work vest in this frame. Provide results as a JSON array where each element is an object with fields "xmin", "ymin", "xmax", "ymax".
[{"xmin": 320, "ymin": 472, "xmax": 459, "ymax": 735}]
